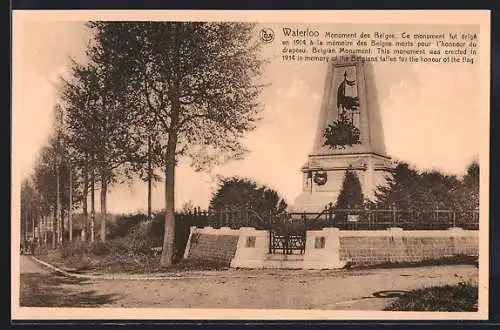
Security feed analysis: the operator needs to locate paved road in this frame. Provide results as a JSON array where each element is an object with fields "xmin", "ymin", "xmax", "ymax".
[
  {"xmin": 21, "ymin": 255, "xmax": 50, "ymax": 274},
  {"xmin": 19, "ymin": 256, "xmax": 479, "ymax": 310}
]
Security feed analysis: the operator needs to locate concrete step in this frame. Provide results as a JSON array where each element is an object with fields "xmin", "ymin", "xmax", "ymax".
[{"xmin": 265, "ymin": 253, "xmax": 304, "ymax": 261}]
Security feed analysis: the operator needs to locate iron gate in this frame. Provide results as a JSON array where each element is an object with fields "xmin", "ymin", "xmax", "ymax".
[{"xmin": 269, "ymin": 214, "xmax": 306, "ymax": 255}]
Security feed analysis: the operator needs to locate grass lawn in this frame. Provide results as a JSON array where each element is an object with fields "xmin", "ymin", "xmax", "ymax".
[{"xmin": 384, "ymin": 282, "xmax": 478, "ymax": 312}]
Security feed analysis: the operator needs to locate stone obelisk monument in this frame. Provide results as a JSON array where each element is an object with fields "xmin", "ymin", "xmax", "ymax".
[{"xmin": 291, "ymin": 58, "xmax": 392, "ymax": 213}]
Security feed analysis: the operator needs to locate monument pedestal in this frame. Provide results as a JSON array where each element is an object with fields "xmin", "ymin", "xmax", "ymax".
[{"xmin": 291, "ymin": 153, "xmax": 392, "ymax": 213}]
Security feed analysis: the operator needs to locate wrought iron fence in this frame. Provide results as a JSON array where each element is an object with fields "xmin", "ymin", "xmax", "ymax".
[
  {"xmin": 176, "ymin": 205, "xmax": 479, "ymax": 231},
  {"xmin": 296, "ymin": 206, "xmax": 479, "ymax": 231},
  {"xmin": 176, "ymin": 207, "xmax": 271, "ymax": 229}
]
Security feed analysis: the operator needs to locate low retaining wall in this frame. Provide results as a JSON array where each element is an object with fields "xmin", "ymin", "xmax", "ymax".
[
  {"xmin": 183, "ymin": 227, "xmax": 240, "ymax": 265},
  {"xmin": 338, "ymin": 227, "xmax": 479, "ymax": 265},
  {"xmin": 184, "ymin": 226, "xmax": 479, "ymax": 268}
]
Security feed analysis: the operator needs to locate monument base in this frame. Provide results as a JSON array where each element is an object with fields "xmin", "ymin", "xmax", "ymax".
[{"xmin": 290, "ymin": 152, "xmax": 392, "ymax": 213}]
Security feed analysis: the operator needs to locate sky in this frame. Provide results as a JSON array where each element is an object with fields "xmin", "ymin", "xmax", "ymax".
[{"xmin": 13, "ymin": 19, "xmax": 484, "ymax": 214}]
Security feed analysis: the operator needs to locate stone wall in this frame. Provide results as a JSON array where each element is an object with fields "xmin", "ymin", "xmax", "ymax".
[
  {"xmin": 184, "ymin": 226, "xmax": 479, "ymax": 269},
  {"xmin": 184, "ymin": 227, "xmax": 240, "ymax": 265},
  {"xmin": 338, "ymin": 228, "xmax": 479, "ymax": 265}
]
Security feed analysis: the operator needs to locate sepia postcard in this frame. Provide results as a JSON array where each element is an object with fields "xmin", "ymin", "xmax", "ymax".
[{"xmin": 11, "ymin": 10, "xmax": 490, "ymax": 321}]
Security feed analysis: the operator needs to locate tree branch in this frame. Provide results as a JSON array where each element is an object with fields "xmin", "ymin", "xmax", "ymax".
[
  {"xmin": 143, "ymin": 74, "xmax": 170, "ymax": 132},
  {"xmin": 178, "ymin": 113, "xmax": 209, "ymax": 128}
]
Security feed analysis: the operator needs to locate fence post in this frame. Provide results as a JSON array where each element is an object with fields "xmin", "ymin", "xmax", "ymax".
[
  {"xmin": 328, "ymin": 202, "xmax": 334, "ymax": 227},
  {"xmin": 452, "ymin": 203, "xmax": 456, "ymax": 228},
  {"xmin": 435, "ymin": 203, "xmax": 439, "ymax": 229},
  {"xmin": 324, "ymin": 204, "xmax": 329, "ymax": 227},
  {"xmin": 365, "ymin": 204, "xmax": 370, "ymax": 229},
  {"xmin": 475, "ymin": 207, "xmax": 479, "ymax": 229},
  {"xmin": 244, "ymin": 202, "xmax": 249, "ymax": 228},
  {"xmin": 196, "ymin": 207, "xmax": 201, "ymax": 227},
  {"xmin": 392, "ymin": 202, "xmax": 397, "ymax": 227},
  {"xmin": 268, "ymin": 215, "xmax": 272, "ymax": 254},
  {"xmin": 224, "ymin": 205, "xmax": 229, "ymax": 227}
]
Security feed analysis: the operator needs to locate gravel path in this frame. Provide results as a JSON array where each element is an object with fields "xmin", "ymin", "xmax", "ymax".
[{"xmin": 20, "ymin": 256, "xmax": 478, "ymax": 310}]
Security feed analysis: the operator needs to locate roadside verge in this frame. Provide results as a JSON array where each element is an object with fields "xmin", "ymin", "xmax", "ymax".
[{"xmin": 29, "ymin": 256, "xmax": 259, "ymax": 281}]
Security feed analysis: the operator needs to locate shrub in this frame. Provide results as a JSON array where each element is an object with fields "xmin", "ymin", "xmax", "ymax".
[
  {"xmin": 55, "ymin": 211, "xmax": 198, "ymax": 271},
  {"xmin": 384, "ymin": 281, "xmax": 478, "ymax": 312},
  {"xmin": 89, "ymin": 241, "xmax": 112, "ymax": 256},
  {"xmin": 336, "ymin": 169, "xmax": 364, "ymax": 210},
  {"xmin": 108, "ymin": 213, "xmax": 149, "ymax": 238},
  {"xmin": 107, "ymin": 237, "xmax": 129, "ymax": 255},
  {"xmin": 60, "ymin": 240, "xmax": 90, "ymax": 259}
]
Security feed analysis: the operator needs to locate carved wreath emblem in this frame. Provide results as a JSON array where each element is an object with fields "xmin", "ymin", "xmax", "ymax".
[{"xmin": 313, "ymin": 171, "xmax": 328, "ymax": 185}]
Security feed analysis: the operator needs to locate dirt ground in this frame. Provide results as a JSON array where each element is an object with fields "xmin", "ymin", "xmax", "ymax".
[{"xmin": 19, "ymin": 256, "xmax": 479, "ymax": 310}]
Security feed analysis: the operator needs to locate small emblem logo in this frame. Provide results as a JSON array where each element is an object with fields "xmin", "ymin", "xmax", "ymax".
[{"xmin": 260, "ymin": 28, "xmax": 275, "ymax": 43}]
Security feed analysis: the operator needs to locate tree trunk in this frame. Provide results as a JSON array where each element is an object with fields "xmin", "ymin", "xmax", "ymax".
[
  {"xmin": 24, "ymin": 212, "xmax": 28, "ymax": 242},
  {"xmin": 160, "ymin": 103, "xmax": 179, "ymax": 266},
  {"xmin": 43, "ymin": 216, "xmax": 47, "ymax": 246},
  {"xmin": 147, "ymin": 134, "xmax": 152, "ymax": 219},
  {"xmin": 40, "ymin": 216, "xmax": 44, "ymax": 246},
  {"xmin": 60, "ymin": 206, "xmax": 65, "ymax": 246},
  {"xmin": 56, "ymin": 162, "xmax": 61, "ymax": 247},
  {"xmin": 90, "ymin": 163, "xmax": 95, "ymax": 242},
  {"xmin": 52, "ymin": 207, "xmax": 56, "ymax": 249},
  {"xmin": 82, "ymin": 156, "xmax": 89, "ymax": 242},
  {"xmin": 32, "ymin": 210, "xmax": 35, "ymax": 242},
  {"xmin": 160, "ymin": 148, "xmax": 176, "ymax": 266},
  {"xmin": 69, "ymin": 164, "xmax": 73, "ymax": 242},
  {"xmin": 100, "ymin": 177, "xmax": 107, "ymax": 242}
]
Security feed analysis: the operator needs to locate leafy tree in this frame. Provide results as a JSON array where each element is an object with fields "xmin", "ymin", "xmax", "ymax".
[
  {"xmin": 457, "ymin": 161, "xmax": 479, "ymax": 211},
  {"xmin": 20, "ymin": 178, "xmax": 39, "ymax": 242},
  {"xmin": 335, "ymin": 169, "xmax": 364, "ymax": 209},
  {"xmin": 209, "ymin": 177, "xmax": 287, "ymax": 215},
  {"xmin": 418, "ymin": 170, "xmax": 460, "ymax": 209},
  {"xmin": 88, "ymin": 22, "xmax": 266, "ymax": 266},
  {"xmin": 60, "ymin": 43, "xmax": 142, "ymax": 242},
  {"xmin": 373, "ymin": 161, "xmax": 475, "ymax": 212},
  {"xmin": 373, "ymin": 162, "xmax": 421, "ymax": 209},
  {"xmin": 30, "ymin": 111, "xmax": 83, "ymax": 248},
  {"xmin": 58, "ymin": 64, "xmax": 99, "ymax": 242}
]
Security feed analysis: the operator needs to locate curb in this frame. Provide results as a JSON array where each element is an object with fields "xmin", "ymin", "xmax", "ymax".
[{"xmin": 30, "ymin": 256, "xmax": 259, "ymax": 281}]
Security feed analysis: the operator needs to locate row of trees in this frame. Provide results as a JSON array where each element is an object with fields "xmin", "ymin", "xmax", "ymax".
[
  {"xmin": 336, "ymin": 160, "xmax": 480, "ymax": 212},
  {"xmin": 178, "ymin": 159, "xmax": 480, "ymax": 221},
  {"xmin": 200, "ymin": 160, "xmax": 480, "ymax": 218},
  {"xmin": 20, "ymin": 21, "xmax": 266, "ymax": 266}
]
